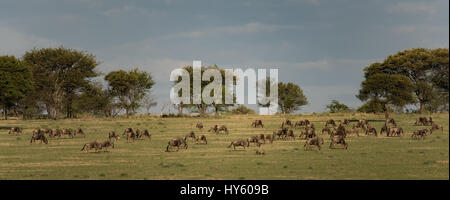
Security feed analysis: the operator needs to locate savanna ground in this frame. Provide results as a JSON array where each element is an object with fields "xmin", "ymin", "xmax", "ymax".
[{"xmin": 0, "ymin": 113, "xmax": 448, "ymax": 180}]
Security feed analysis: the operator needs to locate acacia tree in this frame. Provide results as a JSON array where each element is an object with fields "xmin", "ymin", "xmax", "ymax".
[
  {"xmin": 278, "ymin": 82, "xmax": 308, "ymax": 114},
  {"xmin": 0, "ymin": 56, "xmax": 33, "ymax": 120},
  {"xmin": 357, "ymin": 62, "xmax": 415, "ymax": 119},
  {"xmin": 326, "ymin": 100, "xmax": 349, "ymax": 113},
  {"xmin": 23, "ymin": 47, "xmax": 99, "ymax": 119},
  {"xmin": 383, "ymin": 48, "xmax": 449, "ymax": 113},
  {"xmin": 105, "ymin": 68, "xmax": 155, "ymax": 117},
  {"xmin": 142, "ymin": 93, "xmax": 157, "ymax": 115},
  {"xmin": 174, "ymin": 65, "xmax": 234, "ymax": 116}
]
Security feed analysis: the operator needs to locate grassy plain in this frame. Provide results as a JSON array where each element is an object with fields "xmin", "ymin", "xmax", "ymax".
[{"xmin": 0, "ymin": 113, "xmax": 448, "ymax": 180}]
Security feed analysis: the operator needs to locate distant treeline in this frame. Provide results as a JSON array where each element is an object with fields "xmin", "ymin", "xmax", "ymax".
[{"xmin": 0, "ymin": 47, "xmax": 448, "ymax": 120}]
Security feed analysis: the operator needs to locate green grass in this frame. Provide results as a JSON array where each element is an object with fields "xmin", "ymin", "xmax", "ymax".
[{"xmin": 0, "ymin": 113, "xmax": 448, "ymax": 180}]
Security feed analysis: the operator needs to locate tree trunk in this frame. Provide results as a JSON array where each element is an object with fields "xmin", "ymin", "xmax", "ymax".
[
  {"xmin": 419, "ymin": 102, "xmax": 425, "ymax": 114},
  {"xmin": 215, "ymin": 106, "xmax": 219, "ymax": 116},
  {"xmin": 382, "ymin": 104, "xmax": 389, "ymax": 119},
  {"xmin": 126, "ymin": 109, "xmax": 129, "ymax": 118},
  {"xmin": 178, "ymin": 103, "xmax": 183, "ymax": 115},
  {"xmin": 3, "ymin": 107, "xmax": 7, "ymax": 120}
]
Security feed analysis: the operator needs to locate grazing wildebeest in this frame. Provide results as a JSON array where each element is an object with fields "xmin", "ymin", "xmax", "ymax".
[
  {"xmin": 81, "ymin": 141, "xmax": 101, "ymax": 152},
  {"xmin": 8, "ymin": 127, "xmax": 22, "ymax": 135},
  {"xmin": 299, "ymin": 128, "xmax": 316, "ymax": 139},
  {"xmin": 251, "ymin": 120, "xmax": 264, "ymax": 128},
  {"xmin": 196, "ymin": 123, "xmax": 204, "ymax": 130},
  {"xmin": 282, "ymin": 120, "xmax": 293, "ymax": 128},
  {"xmin": 30, "ymin": 129, "xmax": 48, "ymax": 144},
  {"xmin": 304, "ymin": 137, "xmax": 324, "ymax": 151},
  {"xmin": 123, "ymin": 128, "xmax": 135, "ymax": 143},
  {"xmin": 345, "ymin": 127, "xmax": 359, "ymax": 137},
  {"xmin": 136, "ymin": 129, "xmax": 151, "ymax": 140},
  {"xmin": 325, "ymin": 119, "xmax": 336, "ymax": 127},
  {"xmin": 415, "ymin": 117, "xmax": 432, "ymax": 126},
  {"xmin": 285, "ymin": 130, "xmax": 295, "ymax": 140},
  {"xmin": 196, "ymin": 135, "xmax": 207, "ymax": 144},
  {"xmin": 52, "ymin": 128, "xmax": 63, "ymax": 138},
  {"xmin": 386, "ymin": 118, "xmax": 396, "ymax": 127},
  {"xmin": 331, "ymin": 125, "xmax": 346, "ymax": 138},
  {"xmin": 247, "ymin": 136, "xmax": 261, "ymax": 147},
  {"xmin": 99, "ymin": 140, "xmax": 115, "ymax": 151},
  {"xmin": 388, "ymin": 127, "xmax": 404, "ymax": 137},
  {"xmin": 365, "ymin": 126, "xmax": 378, "ymax": 137},
  {"xmin": 42, "ymin": 128, "xmax": 53, "ymax": 136},
  {"xmin": 257, "ymin": 134, "xmax": 273, "ymax": 144},
  {"xmin": 295, "ymin": 120, "xmax": 310, "ymax": 128},
  {"xmin": 74, "ymin": 128, "xmax": 86, "ymax": 138},
  {"xmin": 54, "ymin": 129, "xmax": 73, "ymax": 138},
  {"xmin": 108, "ymin": 131, "xmax": 120, "ymax": 142},
  {"xmin": 166, "ymin": 138, "xmax": 188, "ymax": 152},
  {"xmin": 273, "ymin": 128, "xmax": 288, "ymax": 140},
  {"xmin": 341, "ymin": 119, "xmax": 350, "ymax": 125},
  {"xmin": 330, "ymin": 136, "xmax": 348, "ymax": 149},
  {"xmin": 209, "ymin": 125, "xmax": 229, "ymax": 135},
  {"xmin": 412, "ymin": 129, "xmax": 427, "ymax": 140},
  {"xmin": 322, "ymin": 127, "xmax": 331, "ymax": 135},
  {"xmin": 185, "ymin": 131, "xmax": 196, "ymax": 141},
  {"xmin": 430, "ymin": 123, "xmax": 443, "ymax": 134},
  {"xmin": 227, "ymin": 139, "xmax": 248, "ymax": 150}
]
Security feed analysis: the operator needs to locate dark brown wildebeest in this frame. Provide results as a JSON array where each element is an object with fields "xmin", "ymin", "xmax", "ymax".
[
  {"xmin": 209, "ymin": 125, "xmax": 229, "ymax": 135},
  {"xmin": 108, "ymin": 131, "xmax": 120, "ymax": 142},
  {"xmin": 304, "ymin": 137, "xmax": 324, "ymax": 151},
  {"xmin": 386, "ymin": 118, "xmax": 396, "ymax": 127},
  {"xmin": 136, "ymin": 129, "xmax": 151, "ymax": 140},
  {"xmin": 8, "ymin": 127, "xmax": 22, "ymax": 135},
  {"xmin": 415, "ymin": 117, "xmax": 432, "ymax": 126},
  {"xmin": 282, "ymin": 120, "xmax": 293, "ymax": 128},
  {"xmin": 341, "ymin": 119, "xmax": 350, "ymax": 125},
  {"xmin": 123, "ymin": 128, "xmax": 135, "ymax": 143},
  {"xmin": 251, "ymin": 120, "xmax": 264, "ymax": 128},
  {"xmin": 330, "ymin": 136, "xmax": 348, "ymax": 149},
  {"xmin": 322, "ymin": 127, "xmax": 331, "ymax": 135},
  {"xmin": 227, "ymin": 139, "xmax": 248, "ymax": 150},
  {"xmin": 54, "ymin": 129, "xmax": 73, "ymax": 138},
  {"xmin": 295, "ymin": 120, "xmax": 310, "ymax": 128},
  {"xmin": 430, "ymin": 123, "xmax": 443, "ymax": 134},
  {"xmin": 74, "ymin": 128, "xmax": 86, "ymax": 138},
  {"xmin": 411, "ymin": 129, "xmax": 427, "ymax": 140},
  {"xmin": 81, "ymin": 141, "xmax": 101, "ymax": 152},
  {"xmin": 325, "ymin": 119, "xmax": 335, "ymax": 127},
  {"xmin": 345, "ymin": 127, "xmax": 359, "ymax": 137},
  {"xmin": 196, "ymin": 135, "xmax": 207, "ymax": 144},
  {"xmin": 63, "ymin": 129, "xmax": 74, "ymax": 138},
  {"xmin": 196, "ymin": 123, "xmax": 204, "ymax": 130},
  {"xmin": 52, "ymin": 128, "xmax": 63, "ymax": 138},
  {"xmin": 331, "ymin": 124, "xmax": 346, "ymax": 138},
  {"xmin": 185, "ymin": 131, "xmax": 196, "ymax": 141},
  {"xmin": 247, "ymin": 136, "xmax": 261, "ymax": 147},
  {"xmin": 286, "ymin": 130, "xmax": 295, "ymax": 140},
  {"xmin": 30, "ymin": 129, "xmax": 48, "ymax": 144},
  {"xmin": 365, "ymin": 126, "xmax": 377, "ymax": 136},
  {"xmin": 42, "ymin": 128, "xmax": 53, "ymax": 136},
  {"xmin": 257, "ymin": 134, "xmax": 273, "ymax": 144},
  {"xmin": 273, "ymin": 128, "xmax": 288, "ymax": 140},
  {"xmin": 299, "ymin": 128, "xmax": 316, "ymax": 139},
  {"xmin": 388, "ymin": 127, "xmax": 404, "ymax": 137},
  {"xmin": 99, "ymin": 140, "xmax": 115, "ymax": 151},
  {"xmin": 166, "ymin": 138, "xmax": 188, "ymax": 152}
]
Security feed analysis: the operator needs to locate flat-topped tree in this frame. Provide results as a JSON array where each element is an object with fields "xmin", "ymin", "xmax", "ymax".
[{"xmin": 357, "ymin": 62, "xmax": 415, "ymax": 119}]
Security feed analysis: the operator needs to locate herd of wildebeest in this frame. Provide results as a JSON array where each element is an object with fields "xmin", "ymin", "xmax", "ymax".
[{"xmin": 4, "ymin": 116, "xmax": 445, "ymax": 154}]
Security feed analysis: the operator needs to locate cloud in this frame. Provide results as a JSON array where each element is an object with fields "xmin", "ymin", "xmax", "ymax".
[
  {"xmin": 0, "ymin": 23, "xmax": 60, "ymax": 57},
  {"xmin": 387, "ymin": 1, "xmax": 442, "ymax": 15},
  {"xmin": 102, "ymin": 5, "xmax": 159, "ymax": 17},
  {"xmin": 161, "ymin": 22, "xmax": 302, "ymax": 39}
]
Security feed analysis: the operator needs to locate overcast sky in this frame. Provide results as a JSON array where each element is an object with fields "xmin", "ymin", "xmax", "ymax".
[{"xmin": 1, "ymin": 0, "xmax": 448, "ymax": 114}]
